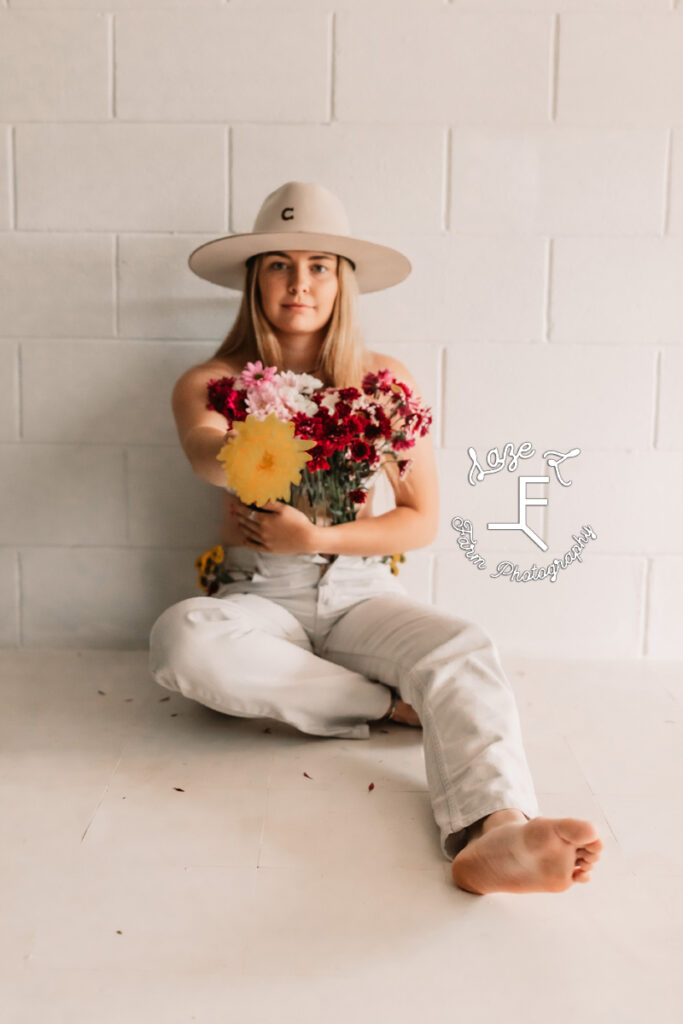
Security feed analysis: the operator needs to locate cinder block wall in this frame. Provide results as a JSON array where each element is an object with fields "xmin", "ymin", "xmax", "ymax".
[{"xmin": 1, "ymin": 0, "xmax": 681, "ymax": 658}]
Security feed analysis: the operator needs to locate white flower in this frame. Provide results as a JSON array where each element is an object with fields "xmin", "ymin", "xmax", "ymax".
[
  {"xmin": 320, "ymin": 392, "xmax": 339, "ymax": 414},
  {"xmin": 277, "ymin": 370, "xmax": 322, "ymax": 395},
  {"xmin": 295, "ymin": 373, "xmax": 324, "ymax": 395},
  {"xmin": 282, "ymin": 388, "xmax": 319, "ymax": 416}
]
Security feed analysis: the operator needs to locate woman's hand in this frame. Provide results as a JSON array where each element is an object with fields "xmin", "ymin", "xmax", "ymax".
[{"xmin": 229, "ymin": 495, "xmax": 321, "ymax": 555}]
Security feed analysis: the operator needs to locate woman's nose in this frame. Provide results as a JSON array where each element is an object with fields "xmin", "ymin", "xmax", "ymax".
[{"xmin": 288, "ymin": 267, "xmax": 311, "ymax": 288}]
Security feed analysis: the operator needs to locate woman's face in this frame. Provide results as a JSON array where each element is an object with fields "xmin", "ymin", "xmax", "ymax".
[{"xmin": 256, "ymin": 249, "xmax": 339, "ymax": 339}]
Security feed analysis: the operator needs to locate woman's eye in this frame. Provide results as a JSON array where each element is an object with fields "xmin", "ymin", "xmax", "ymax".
[{"xmin": 267, "ymin": 262, "xmax": 328, "ymax": 273}]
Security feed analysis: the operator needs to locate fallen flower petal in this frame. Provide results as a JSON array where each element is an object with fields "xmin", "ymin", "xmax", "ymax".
[
  {"xmin": 173, "ymin": 787, "xmax": 185, "ymax": 792},
  {"xmin": 303, "ymin": 772, "xmax": 313, "ymax": 779},
  {"xmin": 368, "ymin": 782, "xmax": 375, "ymax": 792}
]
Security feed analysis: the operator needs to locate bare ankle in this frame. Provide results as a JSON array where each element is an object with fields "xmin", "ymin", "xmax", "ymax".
[
  {"xmin": 481, "ymin": 809, "xmax": 527, "ymax": 833},
  {"xmin": 375, "ymin": 692, "xmax": 395, "ymax": 721},
  {"xmin": 465, "ymin": 809, "xmax": 527, "ymax": 845}
]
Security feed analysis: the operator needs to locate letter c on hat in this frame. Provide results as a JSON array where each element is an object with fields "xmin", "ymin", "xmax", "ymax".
[{"xmin": 281, "ymin": 207, "xmax": 294, "ymax": 220}]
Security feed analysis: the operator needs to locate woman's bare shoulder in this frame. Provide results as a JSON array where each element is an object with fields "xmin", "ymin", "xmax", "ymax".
[
  {"xmin": 181, "ymin": 355, "xmax": 244, "ymax": 380},
  {"xmin": 364, "ymin": 351, "xmax": 421, "ymax": 393},
  {"xmin": 363, "ymin": 350, "xmax": 395, "ymax": 376}
]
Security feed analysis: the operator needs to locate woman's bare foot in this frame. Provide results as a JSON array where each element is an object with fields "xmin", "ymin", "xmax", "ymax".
[
  {"xmin": 451, "ymin": 811, "xmax": 604, "ymax": 895},
  {"xmin": 376, "ymin": 695, "xmax": 422, "ymax": 727},
  {"xmin": 392, "ymin": 698, "xmax": 421, "ymax": 727}
]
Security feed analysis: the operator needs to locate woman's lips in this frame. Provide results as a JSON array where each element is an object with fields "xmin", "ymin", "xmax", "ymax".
[{"xmin": 283, "ymin": 304, "xmax": 311, "ymax": 309}]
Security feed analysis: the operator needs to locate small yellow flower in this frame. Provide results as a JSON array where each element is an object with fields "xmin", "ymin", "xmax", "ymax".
[
  {"xmin": 217, "ymin": 413, "xmax": 315, "ymax": 507},
  {"xmin": 387, "ymin": 552, "xmax": 406, "ymax": 575},
  {"xmin": 195, "ymin": 545, "xmax": 226, "ymax": 591}
]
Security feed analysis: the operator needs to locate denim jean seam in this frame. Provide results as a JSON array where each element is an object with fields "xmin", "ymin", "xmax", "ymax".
[
  {"xmin": 322, "ymin": 639, "xmax": 464, "ymax": 836},
  {"xmin": 404, "ymin": 661, "xmax": 464, "ymax": 835},
  {"xmin": 320, "ymin": 646, "xmax": 412, "ymax": 682}
]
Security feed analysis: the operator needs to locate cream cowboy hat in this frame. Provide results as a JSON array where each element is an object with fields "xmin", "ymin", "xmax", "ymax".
[{"xmin": 187, "ymin": 181, "xmax": 412, "ymax": 294}]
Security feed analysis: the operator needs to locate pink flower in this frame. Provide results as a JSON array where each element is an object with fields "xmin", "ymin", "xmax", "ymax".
[
  {"xmin": 241, "ymin": 361, "xmax": 277, "ymax": 388},
  {"xmin": 375, "ymin": 368, "xmax": 395, "ymax": 393},
  {"xmin": 245, "ymin": 381, "xmax": 284, "ymax": 419}
]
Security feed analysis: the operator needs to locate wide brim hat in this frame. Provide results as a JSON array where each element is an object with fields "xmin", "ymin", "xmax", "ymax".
[{"xmin": 187, "ymin": 181, "xmax": 412, "ymax": 294}]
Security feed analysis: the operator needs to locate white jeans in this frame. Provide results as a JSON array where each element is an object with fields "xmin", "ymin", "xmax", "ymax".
[{"xmin": 148, "ymin": 546, "xmax": 540, "ymax": 860}]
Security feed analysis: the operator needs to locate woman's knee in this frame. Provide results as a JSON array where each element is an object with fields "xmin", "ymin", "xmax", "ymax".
[
  {"xmin": 148, "ymin": 597, "xmax": 249, "ymax": 681},
  {"xmin": 403, "ymin": 614, "xmax": 500, "ymax": 694},
  {"xmin": 422, "ymin": 609, "xmax": 496, "ymax": 659}
]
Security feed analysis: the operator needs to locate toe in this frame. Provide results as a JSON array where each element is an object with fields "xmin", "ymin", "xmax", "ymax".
[{"xmin": 556, "ymin": 818, "xmax": 601, "ymax": 847}]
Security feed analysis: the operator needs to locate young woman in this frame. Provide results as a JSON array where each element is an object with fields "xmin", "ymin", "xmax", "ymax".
[{"xmin": 149, "ymin": 181, "xmax": 603, "ymax": 895}]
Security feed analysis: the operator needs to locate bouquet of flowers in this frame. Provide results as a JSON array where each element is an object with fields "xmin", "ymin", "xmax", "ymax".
[{"xmin": 194, "ymin": 361, "xmax": 432, "ymax": 594}]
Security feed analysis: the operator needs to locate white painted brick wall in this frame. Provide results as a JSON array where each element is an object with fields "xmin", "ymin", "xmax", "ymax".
[
  {"xmin": 116, "ymin": 10, "xmax": 329, "ymax": 122},
  {"xmin": 0, "ymin": 11, "xmax": 109, "ymax": 121},
  {"xmin": 0, "ymin": 0, "xmax": 680, "ymax": 659}
]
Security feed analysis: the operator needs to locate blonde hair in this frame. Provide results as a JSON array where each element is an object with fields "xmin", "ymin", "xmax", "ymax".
[{"xmin": 210, "ymin": 252, "xmax": 369, "ymax": 388}]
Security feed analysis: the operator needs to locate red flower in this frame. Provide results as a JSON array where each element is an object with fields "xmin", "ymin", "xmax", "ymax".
[
  {"xmin": 206, "ymin": 377, "xmax": 248, "ymax": 424},
  {"xmin": 363, "ymin": 422, "xmax": 383, "ymax": 441},
  {"xmin": 350, "ymin": 439, "xmax": 373, "ymax": 462},
  {"xmin": 338, "ymin": 386, "xmax": 361, "ymax": 401}
]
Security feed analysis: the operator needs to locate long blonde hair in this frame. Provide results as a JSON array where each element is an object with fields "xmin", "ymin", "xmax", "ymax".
[{"xmin": 210, "ymin": 252, "xmax": 369, "ymax": 388}]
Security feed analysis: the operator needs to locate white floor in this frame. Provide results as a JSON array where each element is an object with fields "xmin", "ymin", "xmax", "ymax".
[{"xmin": 1, "ymin": 649, "xmax": 682, "ymax": 1024}]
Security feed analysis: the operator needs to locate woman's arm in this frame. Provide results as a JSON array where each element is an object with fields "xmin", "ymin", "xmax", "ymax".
[
  {"xmin": 313, "ymin": 505, "xmax": 436, "ymax": 557},
  {"xmin": 313, "ymin": 357, "xmax": 440, "ymax": 557},
  {"xmin": 171, "ymin": 366, "xmax": 233, "ymax": 488}
]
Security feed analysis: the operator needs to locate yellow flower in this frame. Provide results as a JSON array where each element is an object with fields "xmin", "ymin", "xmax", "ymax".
[
  {"xmin": 217, "ymin": 412, "xmax": 315, "ymax": 507},
  {"xmin": 195, "ymin": 545, "xmax": 225, "ymax": 589},
  {"xmin": 387, "ymin": 552, "xmax": 406, "ymax": 575}
]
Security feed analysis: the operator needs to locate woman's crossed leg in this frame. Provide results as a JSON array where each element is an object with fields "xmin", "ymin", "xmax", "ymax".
[{"xmin": 148, "ymin": 592, "xmax": 393, "ymax": 741}]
